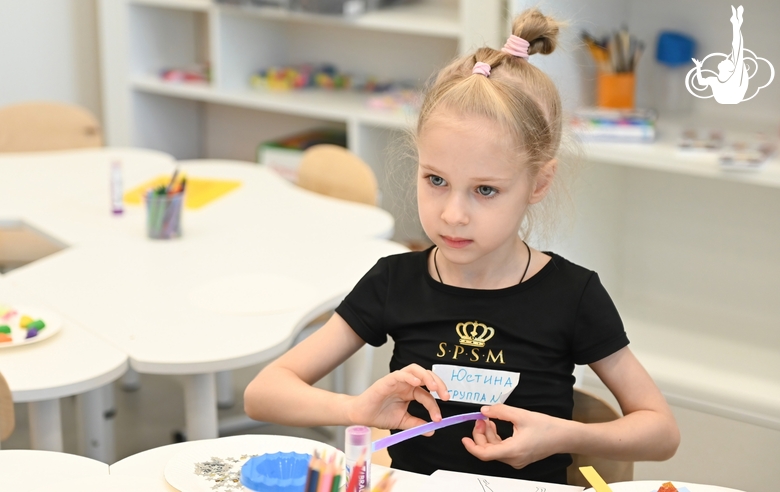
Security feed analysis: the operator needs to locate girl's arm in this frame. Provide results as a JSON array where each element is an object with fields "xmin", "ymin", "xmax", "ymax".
[
  {"xmin": 463, "ymin": 347, "xmax": 679, "ymax": 468},
  {"xmin": 244, "ymin": 312, "xmax": 449, "ymax": 429},
  {"xmin": 568, "ymin": 346, "xmax": 680, "ymax": 461}
]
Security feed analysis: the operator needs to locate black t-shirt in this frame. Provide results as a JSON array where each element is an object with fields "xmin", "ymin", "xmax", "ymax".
[{"xmin": 335, "ymin": 248, "xmax": 628, "ymax": 483}]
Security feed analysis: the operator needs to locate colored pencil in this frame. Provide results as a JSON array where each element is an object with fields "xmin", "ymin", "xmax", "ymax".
[{"xmin": 345, "ymin": 451, "xmax": 365, "ymax": 492}]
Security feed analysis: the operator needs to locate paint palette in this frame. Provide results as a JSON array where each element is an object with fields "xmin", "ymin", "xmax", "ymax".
[{"xmin": 0, "ymin": 304, "xmax": 61, "ymax": 348}]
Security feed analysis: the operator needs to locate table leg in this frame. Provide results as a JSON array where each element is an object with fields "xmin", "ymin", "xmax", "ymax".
[
  {"xmin": 75, "ymin": 385, "xmax": 116, "ymax": 463},
  {"xmin": 28, "ymin": 399, "xmax": 63, "ymax": 451},
  {"xmin": 121, "ymin": 367, "xmax": 141, "ymax": 391},
  {"xmin": 216, "ymin": 370, "xmax": 235, "ymax": 409},
  {"xmin": 183, "ymin": 373, "xmax": 218, "ymax": 441}
]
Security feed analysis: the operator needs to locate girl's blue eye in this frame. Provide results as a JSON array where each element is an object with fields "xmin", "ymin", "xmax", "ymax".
[
  {"xmin": 477, "ymin": 185, "xmax": 497, "ymax": 197},
  {"xmin": 429, "ymin": 175, "xmax": 446, "ymax": 187}
]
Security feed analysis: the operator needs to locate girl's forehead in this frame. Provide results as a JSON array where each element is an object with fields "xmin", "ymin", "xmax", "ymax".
[{"xmin": 417, "ymin": 112, "xmax": 524, "ymax": 172}]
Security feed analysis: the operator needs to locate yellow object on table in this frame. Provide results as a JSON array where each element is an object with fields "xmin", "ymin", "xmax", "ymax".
[
  {"xmin": 580, "ymin": 466, "xmax": 614, "ymax": 492},
  {"xmin": 124, "ymin": 176, "xmax": 241, "ymax": 210}
]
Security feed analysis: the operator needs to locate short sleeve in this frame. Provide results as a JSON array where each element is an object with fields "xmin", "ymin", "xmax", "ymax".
[
  {"xmin": 572, "ymin": 273, "xmax": 629, "ymax": 365},
  {"xmin": 334, "ymin": 258, "xmax": 390, "ymax": 347}
]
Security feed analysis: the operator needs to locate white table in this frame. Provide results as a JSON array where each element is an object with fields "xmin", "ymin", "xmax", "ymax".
[
  {"xmin": 1, "ymin": 148, "xmax": 403, "ymax": 443},
  {"xmin": 0, "ymin": 277, "xmax": 128, "ymax": 460},
  {"xmin": 0, "ymin": 449, "xmax": 108, "ymax": 491},
  {"xmin": 110, "ymin": 434, "xmax": 431, "ymax": 491}
]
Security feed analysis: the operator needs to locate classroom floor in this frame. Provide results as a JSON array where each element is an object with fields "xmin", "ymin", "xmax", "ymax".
[{"xmin": 4, "ymin": 363, "xmax": 339, "ymax": 460}]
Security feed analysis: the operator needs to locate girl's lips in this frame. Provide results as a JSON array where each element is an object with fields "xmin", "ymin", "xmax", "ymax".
[{"xmin": 441, "ymin": 236, "xmax": 473, "ymax": 248}]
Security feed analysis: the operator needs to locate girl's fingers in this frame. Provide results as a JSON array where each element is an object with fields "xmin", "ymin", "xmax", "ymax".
[
  {"xmin": 411, "ymin": 385, "xmax": 443, "ymax": 422},
  {"xmin": 471, "ymin": 419, "xmax": 488, "ymax": 446},
  {"xmin": 386, "ymin": 370, "xmax": 421, "ymax": 391},
  {"xmin": 462, "ymin": 436, "xmax": 514, "ymax": 462},
  {"xmin": 400, "ymin": 364, "xmax": 451, "ymax": 401},
  {"xmin": 401, "ymin": 364, "xmax": 439, "ymax": 391},
  {"xmin": 428, "ymin": 370, "xmax": 450, "ymax": 400},
  {"xmin": 484, "ymin": 418, "xmax": 501, "ymax": 444}
]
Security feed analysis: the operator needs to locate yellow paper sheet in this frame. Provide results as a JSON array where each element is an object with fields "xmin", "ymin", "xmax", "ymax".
[
  {"xmin": 579, "ymin": 466, "xmax": 613, "ymax": 492},
  {"xmin": 124, "ymin": 176, "xmax": 241, "ymax": 210}
]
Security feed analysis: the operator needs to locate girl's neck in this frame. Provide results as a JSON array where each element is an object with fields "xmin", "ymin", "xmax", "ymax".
[{"xmin": 430, "ymin": 238, "xmax": 538, "ymax": 290}]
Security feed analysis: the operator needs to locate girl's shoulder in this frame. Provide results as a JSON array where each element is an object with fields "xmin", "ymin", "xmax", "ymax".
[
  {"xmin": 379, "ymin": 247, "xmax": 430, "ymax": 275},
  {"xmin": 542, "ymin": 252, "xmax": 600, "ymax": 286}
]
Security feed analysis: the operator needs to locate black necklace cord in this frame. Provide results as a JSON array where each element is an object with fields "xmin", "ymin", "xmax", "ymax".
[{"xmin": 433, "ymin": 241, "xmax": 531, "ymax": 286}]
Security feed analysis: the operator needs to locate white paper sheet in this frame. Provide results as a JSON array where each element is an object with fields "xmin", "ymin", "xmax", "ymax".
[
  {"xmin": 430, "ymin": 470, "xmax": 584, "ymax": 492},
  {"xmin": 431, "ymin": 364, "xmax": 520, "ymax": 405}
]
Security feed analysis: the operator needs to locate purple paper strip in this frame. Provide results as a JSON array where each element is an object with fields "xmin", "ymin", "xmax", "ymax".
[{"xmin": 371, "ymin": 411, "xmax": 487, "ymax": 452}]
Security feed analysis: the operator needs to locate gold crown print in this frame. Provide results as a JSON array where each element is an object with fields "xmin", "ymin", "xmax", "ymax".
[{"xmin": 455, "ymin": 321, "xmax": 495, "ymax": 347}]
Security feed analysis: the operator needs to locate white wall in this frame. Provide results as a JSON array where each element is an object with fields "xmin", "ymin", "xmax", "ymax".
[
  {"xmin": 514, "ymin": 0, "xmax": 780, "ymax": 123},
  {"xmin": 0, "ymin": 0, "xmax": 102, "ymax": 118}
]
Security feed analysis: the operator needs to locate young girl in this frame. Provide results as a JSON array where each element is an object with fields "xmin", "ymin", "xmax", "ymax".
[{"xmin": 245, "ymin": 8, "xmax": 680, "ymax": 484}]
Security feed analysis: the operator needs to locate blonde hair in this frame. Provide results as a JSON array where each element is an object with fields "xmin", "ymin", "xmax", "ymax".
[{"xmin": 414, "ymin": 7, "xmax": 574, "ymax": 242}]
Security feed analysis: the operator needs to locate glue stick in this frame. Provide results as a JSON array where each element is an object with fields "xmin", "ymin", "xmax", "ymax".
[
  {"xmin": 110, "ymin": 160, "xmax": 124, "ymax": 215},
  {"xmin": 345, "ymin": 425, "xmax": 371, "ymax": 492}
]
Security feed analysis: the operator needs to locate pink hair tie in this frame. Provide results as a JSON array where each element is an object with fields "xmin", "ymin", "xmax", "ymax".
[
  {"xmin": 502, "ymin": 34, "xmax": 530, "ymax": 59},
  {"xmin": 472, "ymin": 62, "xmax": 491, "ymax": 77}
]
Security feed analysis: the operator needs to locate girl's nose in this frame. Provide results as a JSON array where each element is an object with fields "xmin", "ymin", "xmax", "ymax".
[{"xmin": 441, "ymin": 193, "xmax": 469, "ymax": 226}]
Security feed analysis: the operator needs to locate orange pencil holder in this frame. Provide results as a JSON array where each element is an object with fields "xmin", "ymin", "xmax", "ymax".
[{"xmin": 597, "ymin": 72, "xmax": 635, "ymax": 109}]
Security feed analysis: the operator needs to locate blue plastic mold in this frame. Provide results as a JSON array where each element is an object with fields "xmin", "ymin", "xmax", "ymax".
[{"xmin": 240, "ymin": 452, "xmax": 312, "ymax": 492}]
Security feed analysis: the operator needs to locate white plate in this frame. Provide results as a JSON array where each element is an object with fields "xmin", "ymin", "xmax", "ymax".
[
  {"xmin": 0, "ymin": 304, "xmax": 62, "ymax": 348},
  {"xmin": 585, "ymin": 480, "xmax": 745, "ymax": 492},
  {"xmin": 164, "ymin": 434, "xmax": 345, "ymax": 492}
]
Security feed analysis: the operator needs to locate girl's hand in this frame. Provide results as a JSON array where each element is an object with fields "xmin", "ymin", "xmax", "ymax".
[
  {"xmin": 347, "ymin": 364, "xmax": 450, "ymax": 433},
  {"xmin": 692, "ymin": 58, "xmax": 703, "ymax": 68},
  {"xmin": 462, "ymin": 404, "xmax": 565, "ymax": 469}
]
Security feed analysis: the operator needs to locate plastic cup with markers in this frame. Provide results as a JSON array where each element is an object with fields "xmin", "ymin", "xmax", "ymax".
[{"xmin": 145, "ymin": 175, "xmax": 186, "ymax": 240}]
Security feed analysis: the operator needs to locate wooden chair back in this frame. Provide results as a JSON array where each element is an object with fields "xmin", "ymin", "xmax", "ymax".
[
  {"xmin": 0, "ymin": 371, "xmax": 14, "ymax": 442},
  {"xmin": 567, "ymin": 388, "xmax": 634, "ymax": 486},
  {"xmin": 0, "ymin": 102, "xmax": 102, "ymax": 153},
  {"xmin": 297, "ymin": 144, "xmax": 378, "ymax": 206}
]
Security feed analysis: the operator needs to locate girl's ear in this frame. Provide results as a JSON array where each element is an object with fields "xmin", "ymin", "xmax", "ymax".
[{"xmin": 529, "ymin": 158, "xmax": 557, "ymax": 204}]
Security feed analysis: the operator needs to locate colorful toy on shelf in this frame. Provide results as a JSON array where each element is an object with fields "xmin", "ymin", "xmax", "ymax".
[
  {"xmin": 250, "ymin": 62, "xmax": 416, "ymax": 95},
  {"xmin": 366, "ymin": 89, "xmax": 422, "ymax": 112},
  {"xmin": 251, "ymin": 63, "xmax": 351, "ymax": 91},
  {"xmin": 160, "ymin": 64, "xmax": 210, "ymax": 84}
]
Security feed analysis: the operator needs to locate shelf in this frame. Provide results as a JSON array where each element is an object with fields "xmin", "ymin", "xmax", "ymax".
[
  {"xmin": 584, "ymin": 314, "xmax": 780, "ymax": 430},
  {"xmin": 217, "ymin": 1, "xmax": 460, "ymax": 39},
  {"xmin": 132, "ymin": 76, "xmax": 414, "ymax": 129},
  {"xmin": 131, "ymin": 0, "xmax": 211, "ymax": 11},
  {"xmin": 582, "ymin": 119, "xmax": 780, "ymax": 189}
]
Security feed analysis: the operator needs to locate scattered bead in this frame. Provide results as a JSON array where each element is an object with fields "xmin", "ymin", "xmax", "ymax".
[
  {"xmin": 19, "ymin": 315, "xmax": 33, "ymax": 328},
  {"xmin": 25, "ymin": 328, "xmax": 38, "ymax": 339},
  {"xmin": 0, "ymin": 325, "xmax": 10, "ymax": 334}
]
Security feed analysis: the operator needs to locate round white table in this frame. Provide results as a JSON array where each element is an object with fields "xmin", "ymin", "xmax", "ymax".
[
  {"xmin": 0, "ymin": 277, "xmax": 128, "ymax": 460},
  {"xmin": 110, "ymin": 434, "xmax": 431, "ymax": 492},
  {"xmin": 1, "ymin": 148, "xmax": 404, "ymax": 444},
  {"xmin": 0, "ymin": 449, "xmax": 108, "ymax": 491}
]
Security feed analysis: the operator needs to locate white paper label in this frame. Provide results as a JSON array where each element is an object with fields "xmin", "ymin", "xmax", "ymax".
[{"xmin": 430, "ymin": 364, "xmax": 519, "ymax": 405}]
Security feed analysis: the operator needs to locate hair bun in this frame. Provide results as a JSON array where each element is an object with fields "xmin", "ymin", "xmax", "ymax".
[{"xmin": 511, "ymin": 7, "xmax": 563, "ymax": 56}]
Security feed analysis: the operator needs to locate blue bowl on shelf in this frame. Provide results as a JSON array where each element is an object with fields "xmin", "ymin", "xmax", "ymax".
[{"xmin": 240, "ymin": 451, "xmax": 312, "ymax": 492}]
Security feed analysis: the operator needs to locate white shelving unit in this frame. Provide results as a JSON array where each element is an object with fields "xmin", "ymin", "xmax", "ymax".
[{"xmin": 98, "ymin": 0, "xmax": 505, "ymax": 241}]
